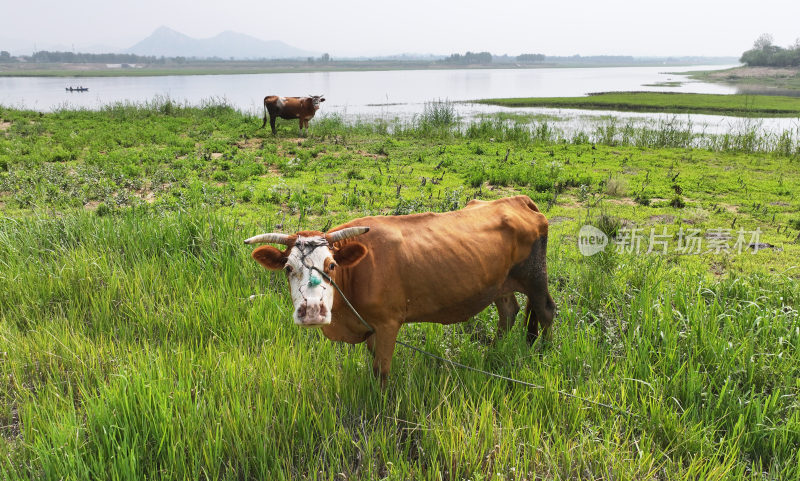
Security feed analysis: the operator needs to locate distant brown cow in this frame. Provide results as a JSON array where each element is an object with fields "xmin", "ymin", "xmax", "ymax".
[
  {"xmin": 245, "ymin": 195, "xmax": 556, "ymax": 385},
  {"xmin": 261, "ymin": 95, "xmax": 325, "ymax": 135}
]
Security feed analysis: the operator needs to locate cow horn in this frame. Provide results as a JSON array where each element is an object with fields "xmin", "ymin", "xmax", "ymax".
[
  {"xmin": 326, "ymin": 227, "xmax": 369, "ymax": 244},
  {"xmin": 244, "ymin": 233, "xmax": 290, "ymax": 245}
]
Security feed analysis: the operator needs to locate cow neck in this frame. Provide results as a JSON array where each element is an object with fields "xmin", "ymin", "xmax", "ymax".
[{"xmin": 323, "ymin": 266, "xmax": 374, "ymax": 335}]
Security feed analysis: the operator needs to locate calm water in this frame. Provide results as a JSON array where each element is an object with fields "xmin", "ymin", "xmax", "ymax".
[
  {"xmin": 2, "ymin": 64, "xmax": 798, "ymax": 135},
  {"xmin": 0, "ymin": 65, "xmax": 737, "ymax": 113}
]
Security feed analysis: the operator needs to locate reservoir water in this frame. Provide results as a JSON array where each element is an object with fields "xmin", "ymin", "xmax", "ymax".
[{"xmin": 1, "ymin": 65, "xmax": 798, "ymax": 136}]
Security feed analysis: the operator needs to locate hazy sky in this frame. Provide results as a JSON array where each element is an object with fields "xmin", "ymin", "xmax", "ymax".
[{"xmin": 2, "ymin": 0, "xmax": 799, "ymax": 57}]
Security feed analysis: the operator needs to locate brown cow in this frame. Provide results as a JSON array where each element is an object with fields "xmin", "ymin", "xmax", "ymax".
[
  {"xmin": 245, "ymin": 195, "xmax": 556, "ymax": 385},
  {"xmin": 260, "ymin": 95, "xmax": 325, "ymax": 135}
]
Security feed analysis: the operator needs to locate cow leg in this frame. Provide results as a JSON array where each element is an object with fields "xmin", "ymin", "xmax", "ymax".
[
  {"xmin": 269, "ymin": 116, "xmax": 277, "ymax": 135},
  {"xmin": 524, "ymin": 291, "xmax": 555, "ymax": 345},
  {"xmin": 365, "ymin": 333, "xmax": 376, "ymax": 354},
  {"xmin": 298, "ymin": 119, "xmax": 305, "ymax": 136},
  {"xmin": 494, "ymin": 293, "xmax": 520, "ymax": 341},
  {"xmin": 508, "ymin": 235, "xmax": 556, "ymax": 345},
  {"xmin": 370, "ymin": 323, "xmax": 400, "ymax": 387}
]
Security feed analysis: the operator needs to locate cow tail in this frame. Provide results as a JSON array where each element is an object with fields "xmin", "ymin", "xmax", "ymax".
[{"xmin": 260, "ymin": 97, "xmax": 268, "ymax": 128}]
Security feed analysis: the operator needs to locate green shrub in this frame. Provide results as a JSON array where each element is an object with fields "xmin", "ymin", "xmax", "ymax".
[
  {"xmin": 95, "ymin": 203, "xmax": 111, "ymax": 217},
  {"xmin": 670, "ymin": 195, "xmax": 686, "ymax": 208},
  {"xmin": 595, "ymin": 212, "xmax": 622, "ymax": 238}
]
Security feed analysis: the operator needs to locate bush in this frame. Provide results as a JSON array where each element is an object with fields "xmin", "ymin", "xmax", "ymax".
[
  {"xmin": 418, "ymin": 100, "xmax": 458, "ymax": 130},
  {"xmin": 95, "ymin": 203, "xmax": 111, "ymax": 217},
  {"xmin": 604, "ymin": 177, "xmax": 627, "ymax": 197},
  {"xmin": 595, "ymin": 213, "xmax": 622, "ymax": 238},
  {"xmin": 635, "ymin": 192, "xmax": 651, "ymax": 206},
  {"xmin": 670, "ymin": 195, "xmax": 686, "ymax": 208}
]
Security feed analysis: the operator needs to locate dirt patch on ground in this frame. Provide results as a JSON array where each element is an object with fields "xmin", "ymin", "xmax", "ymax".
[
  {"xmin": 236, "ymin": 138, "xmax": 263, "ymax": 150},
  {"xmin": 557, "ymin": 194, "xmax": 581, "ymax": 209},
  {"xmin": 483, "ymin": 184, "xmax": 518, "ymax": 198},
  {"xmin": 648, "ymin": 214, "xmax": 675, "ymax": 224},
  {"xmin": 0, "ymin": 121, "xmax": 11, "ymax": 131},
  {"xmin": 548, "ymin": 216, "xmax": 573, "ymax": 225},
  {"xmin": 749, "ymin": 242, "xmax": 782, "ymax": 252},
  {"xmin": 708, "ymin": 66, "xmax": 800, "ymax": 80},
  {"xmin": 210, "ymin": 153, "xmax": 224, "ymax": 160},
  {"xmin": 260, "ymin": 165, "xmax": 282, "ymax": 177},
  {"xmin": 356, "ymin": 149, "xmax": 386, "ymax": 160},
  {"xmin": 709, "ymin": 261, "xmax": 726, "ymax": 277},
  {"xmin": 84, "ymin": 201, "xmax": 100, "ymax": 211},
  {"xmin": 607, "ymin": 197, "xmax": 637, "ymax": 206}
]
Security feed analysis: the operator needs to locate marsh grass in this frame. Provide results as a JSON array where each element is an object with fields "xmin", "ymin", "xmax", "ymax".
[
  {"xmin": 1, "ymin": 102, "xmax": 800, "ymax": 479},
  {"xmin": 477, "ymin": 92, "xmax": 800, "ymax": 117}
]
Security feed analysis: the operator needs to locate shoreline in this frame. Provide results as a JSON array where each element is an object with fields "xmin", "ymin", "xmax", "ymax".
[
  {"xmin": 474, "ymin": 92, "xmax": 800, "ymax": 117},
  {"xmin": 0, "ymin": 61, "xmax": 734, "ymax": 78},
  {"xmin": 674, "ymin": 66, "xmax": 800, "ymax": 92}
]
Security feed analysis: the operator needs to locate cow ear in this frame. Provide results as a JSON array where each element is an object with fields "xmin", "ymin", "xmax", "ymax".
[
  {"xmin": 334, "ymin": 242, "xmax": 367, "ymax": 268},
  {"xmin": 252, "ymin": 245, "xmax": 287, "ymax": 270}
]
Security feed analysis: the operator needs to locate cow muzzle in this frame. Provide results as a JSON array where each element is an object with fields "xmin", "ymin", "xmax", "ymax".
[{"xmin": 294, "ymin": 298, "xmax": 331, "ymax": 327}]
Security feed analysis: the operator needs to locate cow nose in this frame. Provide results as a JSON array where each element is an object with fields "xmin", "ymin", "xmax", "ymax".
[
  {"xmin": 295, "ymin": 299, "xmax": 328, "ymax": 326},
  {"xmin": 297, "ymin": 301, "xmax": 307, "ymax": 319}
]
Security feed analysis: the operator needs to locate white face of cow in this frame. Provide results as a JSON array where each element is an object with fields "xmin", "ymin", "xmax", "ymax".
[
  {"xmin": 284, "ymin": 236, "xmax": 336, "ymax": 327},
  {"xmin": 310, "ymin": 95, "xmax": 325, "ymax": 110},
  {"xmin": 246, "ymin": 227, "xmax": 369, "ymax": 329}
]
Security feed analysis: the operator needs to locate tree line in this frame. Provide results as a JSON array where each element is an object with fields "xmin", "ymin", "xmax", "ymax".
[
  {"xmin": 442, "ymin": 52, "xmax": 550, "ymax": 65},
  {"xmin": 442, "ymin": 51, "xmax": 493, "ymax": 65},
  {"xmin": 0, "ymin": 51, "xmax": 303, "ymax": 64},
  {"xmin": 740, "ymin": 34, "xmax": 800, "ymax": 67},
  {"xmin": 0, "ymin": 50, "xmax": 177, "ymax": 64}
]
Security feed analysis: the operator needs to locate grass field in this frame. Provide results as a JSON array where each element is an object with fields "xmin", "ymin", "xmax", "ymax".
[
  {"xmin": 475, "ymin": 92, "xmax": 800, "ymax": 117},
  {"xmin": 1, "ymin": 100, "xmax": 800, "ymax": 479}
]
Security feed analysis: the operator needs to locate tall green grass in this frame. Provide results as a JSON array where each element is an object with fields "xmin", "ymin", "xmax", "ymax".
[{"xmin": 1, "ymin": 209, "xmax": 799, "ymax": 479}]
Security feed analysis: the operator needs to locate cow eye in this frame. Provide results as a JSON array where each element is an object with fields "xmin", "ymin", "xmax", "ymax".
[
  {"xmin": 329, "ymin": 263, "xmax": 336, "ymax": 271},
  {"xmin": 284, "ymin": 265, "xmax": 293, "ymax": 274}
]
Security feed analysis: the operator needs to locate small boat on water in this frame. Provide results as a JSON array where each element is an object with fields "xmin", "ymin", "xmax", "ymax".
[{"xmin": 65, "ymin": 86, "xmax": 89, "ymax": 92}]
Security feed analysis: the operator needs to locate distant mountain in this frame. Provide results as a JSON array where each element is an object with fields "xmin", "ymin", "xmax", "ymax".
[{"xmin": 125, "ymin": 26, "xmax": 316, "ymax": 59}]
